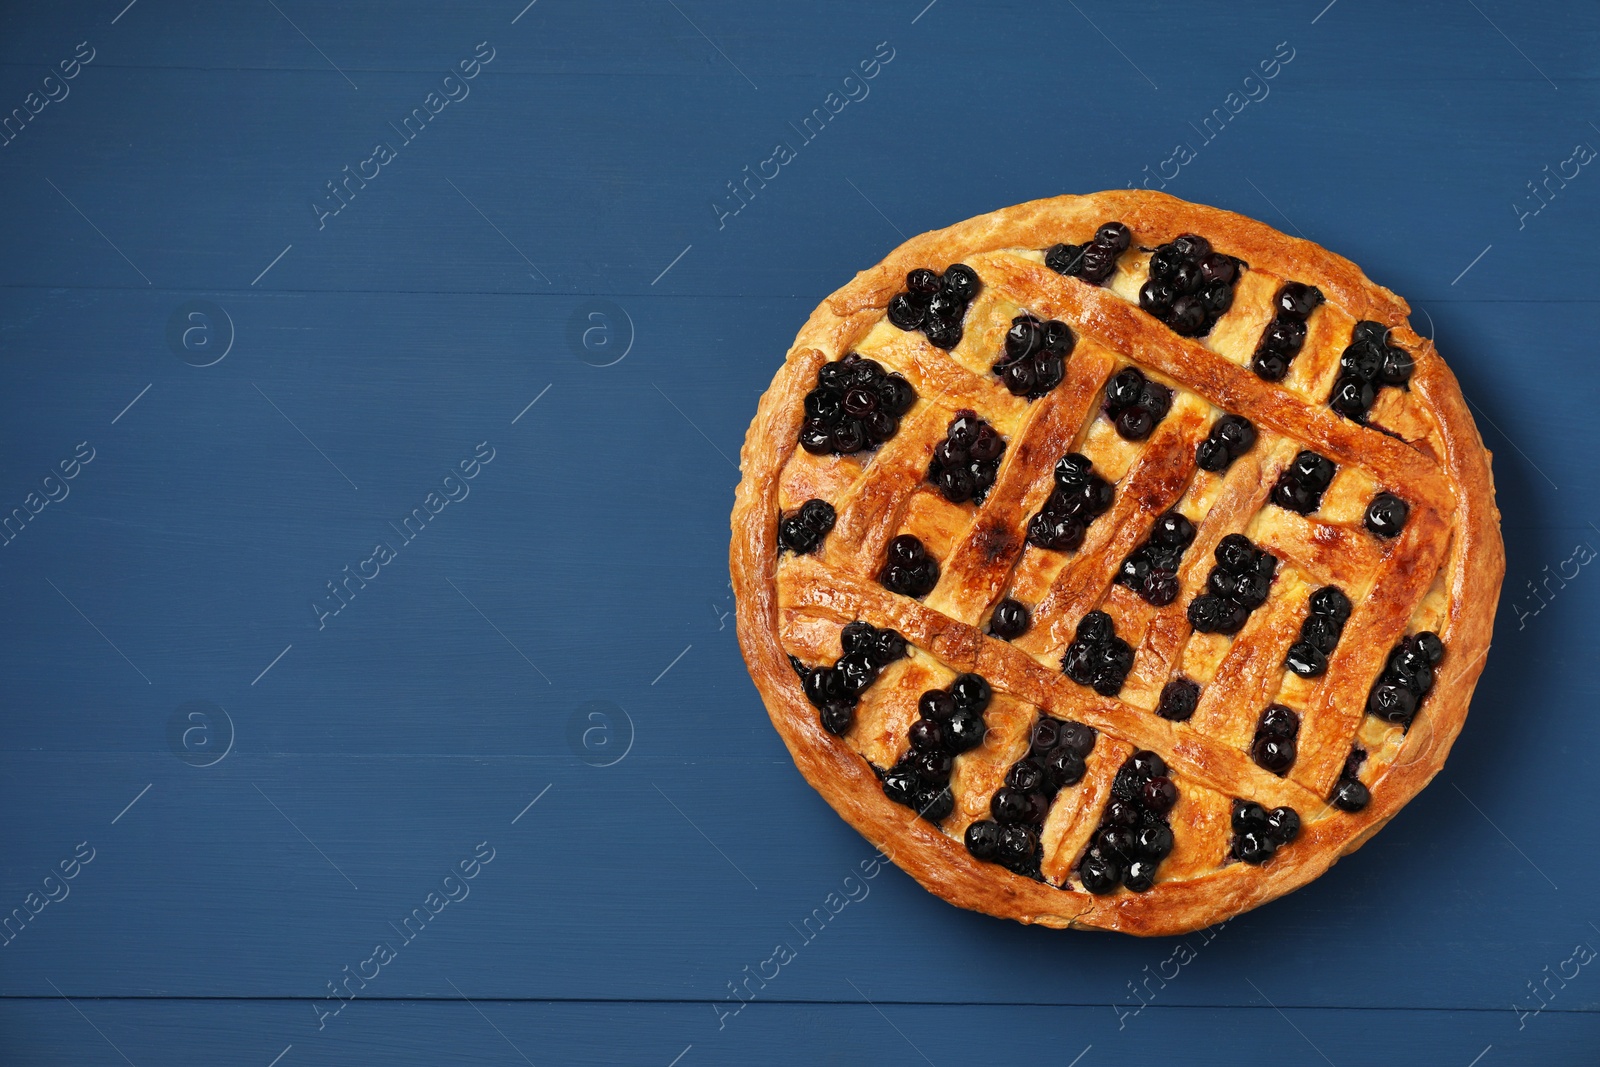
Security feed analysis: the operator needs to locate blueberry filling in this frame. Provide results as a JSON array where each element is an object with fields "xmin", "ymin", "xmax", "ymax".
[
  {"xmin": 1365, "ymin": 631, "xmax": 1444, "ymax": 727},
  {"xmin": 1249, "ymin": 704, "xmax": 1300, "ymax": 776},
  {"xmin": 1330, "ymin": 748, "xmax": 1370, "ymax": 812},
  {"xmin": 1284, "ymin": 585, "xmax": 1351, "ymax": 679},
  {"xmin": 1270, "ymin": 449, "xmax": 1336, "ymax": 514},
  {"xmin": 1061, "ymin": 609, "xmax": 1136, "ymax": 697},
  {"xmin": 1079, "ymin": 750, "xmax": 1179, "ymax": 894},
  {"xmin": 1249, "ymin": 282, "xmax": 1324, "ymax": 382},
  {"xmin": 1139, "ymin": 233, "xmax": 1245, "ymax": 338},
  {"xmin": 790, "ymin": 621, "xmax": 908, "ymax": 736},
  {"xmin": 879, "ymin": 533, "xmax": 940, "ymax": 599},
  {"xmin": 799, "ymin": 353, "xmax": 917, "ymax": 456},
  {"xmin": 1156, "ymin": 676, "xmax": 1201, "ymax": 721},
  {"xmin": 1045, "ymin": 220, "xmax": 1131, "ymax": 286},
  {"xmin": 965, "ymin": 714, "xmax": 1097, "ymax": 878},
  {"xmin": 1329, "ymin": 320, "xmax": 1414, "ymax": 422},
  {"xmin": 1196, "ymin": 414, "xmax": 1258, "ymax": 473},
  {"xmin": 1364, "ymin": 492, "xmax": 1409, "ymax": 538},
  {"xmin": 1103, "ymin": 366, "xmax": 1173, "ymax": 441},
  {"xmin": 993, "ymin": 313, "xmax": 1074, "ymax": 398},
  {"xmin": 927, "ymin": 411, "xmax": 1006, "ymax": 505},
  {"xmin": 987, "ymin": 597, "xmax": 1031, "ymax": 641},
  {"xmin": 882, "ymin": 673, "xmax": 991, "ymax": 823},
  {"xmin": 887, "ymin": 264, "xmax": 982, "ymax": 350},
  {"xmin": 1187, "ymin": 534, "xmax": 1277, "ymax": 635},
  {"xmin": 1025, "ymin": 452, "xmax": 1115, "ymax": 552},
  {"xmin": 1114, "ymin": 510, "xmax": 1197, "ymax": 607},
  {"xmin": 778, "ymin": 498, "xmax": 836, "ymax": 555},
  {"xmin": 1229, "ymin": 798, "xmax": 1301, "ymax": 865}
]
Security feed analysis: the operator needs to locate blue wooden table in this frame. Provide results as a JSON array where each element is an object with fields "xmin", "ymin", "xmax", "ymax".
[{"xmin": 1, "ymin": 1, "xmax": 1596, "ymax": 1063}]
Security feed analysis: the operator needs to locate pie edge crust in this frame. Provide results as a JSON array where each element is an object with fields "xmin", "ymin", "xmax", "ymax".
[{"xmin": 729, "ymin": 190, "xmax": 1505, "ymax": 936}]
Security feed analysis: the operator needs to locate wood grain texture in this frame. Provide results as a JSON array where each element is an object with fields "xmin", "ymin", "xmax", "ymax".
[{"xmin": 0, "ymin": 0, "xmax": 1595, "ymax": 1060}]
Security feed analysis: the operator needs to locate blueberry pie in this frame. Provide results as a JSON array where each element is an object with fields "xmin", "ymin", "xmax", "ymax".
[{"xmin": 731, "ymin": 192, "xmax": 1504, "ymax": 935}]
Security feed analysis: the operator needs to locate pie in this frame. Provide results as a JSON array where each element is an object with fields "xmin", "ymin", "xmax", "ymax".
[{"xmin": 730, "ymin": 191, "xmax": 1503, "ymax": 936}]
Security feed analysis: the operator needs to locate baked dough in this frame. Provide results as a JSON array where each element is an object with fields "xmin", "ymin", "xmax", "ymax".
[{"xmin": 730, "ymin": 191, "xmax": 1503, "ymax": 935}]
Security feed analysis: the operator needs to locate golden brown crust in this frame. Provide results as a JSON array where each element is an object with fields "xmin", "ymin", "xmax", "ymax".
[{"xmin": 731, "ymin": 191, "xmax": 1503, "ymax": 936}]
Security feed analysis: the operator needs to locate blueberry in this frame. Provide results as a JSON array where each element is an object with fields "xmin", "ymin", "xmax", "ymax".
[
  {"xmin": 872, "ymin": 628, "xmax": 907, "ymax": 665},
  {"xmin": 950, "ymin": 673, "xmax": 992, "ymax": 711},
  {"xmin": 1332, "ymin": 778, "xmax": 1371, "ymax": 812},
  {"xmin": 1004, "ymin": 316, "xmax": 1043, "ymax": 361},
  {"xmin": 923, "ymin": 316, "xmax": 963, "ymax": 350},
  {"xmin": 1309, "ymin": 586, "xmax": 1352, "ymax": 622},
  {"xmin": 1045, "ymin": 242, "xmax": 1086, "ymax": 275},
  {"xmin": 900, "ymin": 270, "xmax": 938, "ymax": 297},
  {"xmin": 1365, "ymin": 493, "xmax": 1409, "ymax": 538},
  {"xmin": 1041, "ymin": 318, "xmax": 1073, "ymax": 353},
  {"xmin": 1199, "ymin": 253, "xmax": 1238, "ymax": 284},
  {"xmin": 887, "ymin": 293, "xmax": 924, "ymax": 330},
  {"xmin": 1232, "ymin": 799, "xmax": 1268, "ymax": 832},
  {"xmin": 1123, "ymin": 859, "xmax": 1158, "ymax": 893},
  {"xmin": 1144, "ymin": 569, "xmax": 1180, "ymax": 607},
  {"xmin": 965, "ymin": 819, "xmax": 1003, "ymax": 860},
  {"xmin": 1170, "ymin": 233, "xmax": 1211, "ymax": 259},
  {"xmin": 1140, "ymin": 826, "xmax": 1175, "ymax": 860},
  {"xmin": 1414, "ymin": 631, "xmax": 1445, "ymax": 665},
  {"xmin": 802, "ymin": 666, "xmax": 844, "ymax": 708},
  {"xmin": 1142, "ymin": 776, "xmax": 1178, "ymax": 812},
  {"xmin": 831, "ymin": 419, "xmax": 867, "ymax": 453},
  {"xmin": 1058, "ymin": 722, "xmax": 1096, "ymax": 758},
  {"xmin": 779, "ymin": 516, "xmax": 818, "ymax": 554},
  {"xmin": 910, "ymin": 747, "xmax": 952, "ymax": 782},
  {"xmin": 1096, "ymin": 221, "xmax": 1133, "ymax": 252},
  {"xmin": 879, "ymin": 374, "xmax": 917, "ymax": 415},
  {"xmin": 936, "ymin": 466, "xmax": 974, "ymax": 503},
  {"xmin": 1235, "ymin": 831, "xmax": 1274, "ymax": 865},
  {"xmin": 837, "ymin": 651, "xmax": 879, "ymax": 694},
  {"xmin": 1265, "ymin": 806, "xmax": 1301, "ymax": 845},
  {"xmin": 881, "ymin": 765, "xmax": 919, "ymax": 805},
  {"xmin": 908, "ymin": 717, "xmax": 946, "ymax": 752},
  {"xmin": 1062, "ymin": 642, "xmax": 1096, "ymax": 685},
  {"xmin": 799, "ymin": 423, "xmax": 834, "ymax": 454},
  {"xmin": 989, "ymin": 598, "xmax": 1030, "ymax": 640},
  {"xmin": 1047, "ymin": 749, "xmax": 1086, "ymax": 788},
  {"xmin": 1098, "ymin": 825, "xmax": 1137, "ymax": 860},
  {"xmin": 1200, "ymin": 280, "xmax": 1235, "ymax": 315},
  {"xmin": 1105, "ymin": 368, "xmax": 1145, "ymax": 410},
  {"xmin": 1170, "ymin": 260, "xmax": 1202, "ymax": 295},
  {"xmin": 1272, "ymin": 476, "xmax": 1319, "ymax": 514},
  {"xmin": 1030, "ymin": 352, "xmax": 1065, "ymax": 395},
  {"xmin": 997, "ymin": 823, "xmax": 1038, "ymax": 866},
  {"xmin": 945, "ymin": 708, "xmax": 987, "ymax": 752},
  {"xmin": 1080, "ymin": 242, "xmax": 1120, "ymax": 283},
  {"xmin": 1367, "ymin": 682, "xmax": 1417, "ymax": 723},
  {"xmin": 1352, "ymin": 321, "xmax": 1388, "ymax": 346},
  {"xmin": 1196, "ymin": 438, "xmax": 1231, "ymax": 472},
  {"xmin": 1258, "ymin": 705, "xmax": 1299, "ymax": 739},
  {"xmin": 1340, "ymin": 341, "xmax": 1384, "ymax": 383},
  {"xmin": 1263, "ymin": 316, "xmax": 1308, "ymax": 354},
  {"xmin": 915, "ymin": 785, "xmax": 954, "ymax": 822},
  {"xmin": 1252, "ymin": 351, "xmax": 1290, "ymax": 382},
  {"xmin": 1381, "ymin": 345, "xmax": 1415, "ymax": 386},
  {"xmin": 1157, "ymin": 678, "xmax": 1201, "ymax": 721},
  {"xmin": 1116, "ymin": 406, "xmax": 1156, "ymax": 440},
  {"xmin": 991, "ymin": 786, "xmax": 1035, "ymax": 824},
  {"xmin": 1015, "ymin": 722, "xmax": 1057, "ymax": 762},
  {"xmin": 1216, "ymin": 416, "xmax": 1256, "ymax": 455},
  {"xmin": 1139, "ymin": 279, "xmax": 1175, "ymax": 316},
  {"xmin": 1079, "ymin": 851, "xmax": 1121, "ymax": 894},
  {"xmin": 1104, "ymin": 799, "xmax": 1140, "ymax": 828},
  {"xmin": 1252, "ymin": 736, "xmax": 1296, "ymax": 775},
  {"xmin": 1168, "ymin": 295, "xmax": 1206, "ymax": 336},
  {"xmin": 1330, "ymin": 376, "xmax": 1376, "ymax": 420},
  {"xmin": 1187, "ymin": 593, "xmax": 1229, "ymax": 633},
  {"xmin": 1006, "ymin": 759, "xmax": 1046, "ymax": 794},
  {"xmin": 919, "ymin": 689, "xmax": 956, "ymax": 721},
  {"xmin": 819, "ymin": 701, "xmax": 855, "ymax": 735},
  {"xmin": 1276, "ymin": 283, "xmax": 1324, "ymax": 320},
  {"xmin": 840, "ymin": 621, "xmax": 874, "ymax": 655},
  {"xmin": 1285, "ymin": 641, "xmax": 1327, "ymax": 678},
  {"xmin": 941, "ymin": 264, "xmax": 980, "ymax": 302},
  {"xmin": 1300, "ymin": 613, "xmax": 1342, "ymax": 654},
  {"xmin": 1130, "ymin": 750, "xmax": 1168, "ymax": 779},
  {"xmin": 1076, "ymin": 610, "xmax": 1115, "ymax": 646}
]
